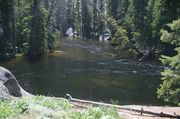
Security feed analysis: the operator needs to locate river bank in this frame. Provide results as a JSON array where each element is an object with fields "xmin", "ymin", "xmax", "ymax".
[
  {"xmin": 0, "ymin": 95, "xmax": 122, "ymax": 119},
  {"xmin": 63, "ymin": 94, "xmax": 180, "ymax": 119},
  {"xmin": 1, "ymin": 95, "xmax": 179, "ymax": 119}
]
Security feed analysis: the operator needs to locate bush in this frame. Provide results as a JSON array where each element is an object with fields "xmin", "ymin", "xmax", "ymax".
[{"xmin": 112, "ymin": 27, "xmax": 129, "ymax": 51}]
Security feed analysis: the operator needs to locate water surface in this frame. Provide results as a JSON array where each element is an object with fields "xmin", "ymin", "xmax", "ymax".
[{"xmin": 0, "ymin": 38, "xmax": 164, "ymax": 105}]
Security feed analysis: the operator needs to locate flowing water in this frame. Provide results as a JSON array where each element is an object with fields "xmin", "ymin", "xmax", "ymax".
[{"xmin": 0, "ymin": 38, "xmax": 164, "ymax": 105}]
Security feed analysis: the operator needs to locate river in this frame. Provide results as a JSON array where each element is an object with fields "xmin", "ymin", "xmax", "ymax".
[{"xmin": 0, "ymin": 38, "xmax": 164, "ymax": 105}]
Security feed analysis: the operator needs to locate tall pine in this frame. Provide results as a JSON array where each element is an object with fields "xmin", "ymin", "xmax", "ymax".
[
  {"xmin": 0, "ymin": 0, "xmax": 16, "ymax": 61},
  {"xmin": 81, "ymin": 0, "xmax": 91, "ymax": 38},
  {"xmin": 157, "ymin": 19, "xmax": 180, "ymax": 105},
  {"xmin": 28, "ymin": 0, "xmax": 48, "ymax": 57}
]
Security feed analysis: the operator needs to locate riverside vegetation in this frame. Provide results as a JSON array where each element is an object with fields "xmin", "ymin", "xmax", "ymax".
[{"xmin": 0, "ymin": 96, "xmax": 121, "ymax": 119}]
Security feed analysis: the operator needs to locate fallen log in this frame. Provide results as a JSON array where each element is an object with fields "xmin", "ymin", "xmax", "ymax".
[{"xmin": 65, "ymin": 94, "xmax": 180, "ymax": 118}]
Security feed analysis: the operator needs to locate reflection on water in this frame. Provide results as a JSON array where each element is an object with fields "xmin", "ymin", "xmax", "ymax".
[{"xmin": 0, "ymin": 38, "xmax": 164, "ymax": 105}]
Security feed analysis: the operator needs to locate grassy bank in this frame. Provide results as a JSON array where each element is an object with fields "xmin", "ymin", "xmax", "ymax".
[{"xmin": 0, "ymin": 96, "xmax": 122, "ymax": 119}]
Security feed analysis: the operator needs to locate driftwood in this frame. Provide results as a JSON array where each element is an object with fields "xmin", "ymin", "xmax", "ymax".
[{"xmin": 65, "ymin": 94, "xmax": 180, "ymax": 118}]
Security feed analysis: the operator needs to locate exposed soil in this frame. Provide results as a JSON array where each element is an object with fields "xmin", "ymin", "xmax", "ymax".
[
  {"xmin": 71, "ymin": 102, "xmax": 180, "ymax": 119},
  {"xmin": 118, "ymin": 105, "xmax": 180, "ymax": 119}
]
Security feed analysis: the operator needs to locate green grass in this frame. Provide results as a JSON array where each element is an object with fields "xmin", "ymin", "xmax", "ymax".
[
  {"xmin": 72, "ymin": 106, "xmax": 121, "ymax": 119},
  {"xmin": 0, "ymin": 99, "xmax": 29, "ymax": 119},
  {"xmin": 0, "ymin": 96, "xmax": 122, "ymax": 119},
  {"xmin": 0, "ymin": 101, "xmax": 16, "ymax": 119},
  {"xmin": 33, "ymin": 95, "xmax": 71, "ymax": 110}
]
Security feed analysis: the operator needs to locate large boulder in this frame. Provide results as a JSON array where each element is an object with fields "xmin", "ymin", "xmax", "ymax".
[
  {"xmin": 0, "ymin": 66, "xmax": 22, "ymax": 97},
  {"xmin": 0, "ymin": 82, "xmax": 11, "ymax": 100}
]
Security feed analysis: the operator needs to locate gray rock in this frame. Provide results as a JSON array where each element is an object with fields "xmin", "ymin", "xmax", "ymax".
[
  {"xmin": 0, "ymin": 83, "xmax": 11, "ymax": 100},
  {"xmin": 0, "ymin": 66, "xmax": 22, "ymax": 97}
]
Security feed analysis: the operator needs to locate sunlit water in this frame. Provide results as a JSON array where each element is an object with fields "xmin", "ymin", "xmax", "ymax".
[{"xmin": 0, "ymin": 38, "xmax": 164, "ymax": 105}]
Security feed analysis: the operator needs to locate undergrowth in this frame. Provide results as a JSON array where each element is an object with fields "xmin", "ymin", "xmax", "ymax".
[{"xmin": 0, "ymin": 96, "xmax": 122, "ymax": 119}]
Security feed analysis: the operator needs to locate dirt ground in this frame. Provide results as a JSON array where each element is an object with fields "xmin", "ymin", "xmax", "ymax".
[
  {"xmin": 71, "ymin": 102, "xmax": 180, "ymax": 119},
  {"xmin": 118, "ymin": 105, "xmax": 180, "ymax": 119}
]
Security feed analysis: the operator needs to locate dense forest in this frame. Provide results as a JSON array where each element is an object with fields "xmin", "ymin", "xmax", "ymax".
[{"xmin": 0, "ymin": 0, "xmax": 179, "ymax": 105}]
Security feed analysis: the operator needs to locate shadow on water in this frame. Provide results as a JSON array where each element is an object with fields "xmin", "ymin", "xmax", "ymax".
[{"xmin": 0, "ymin": 38, "xmax": 165, "ymax": 105}]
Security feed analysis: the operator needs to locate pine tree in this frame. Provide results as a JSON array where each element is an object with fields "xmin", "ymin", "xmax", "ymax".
[
  {"xmin": 28, "ymin": 0, "xmax": 48, "ymax": 57},
  {"xmin": 157, "ymin": 19, "xmax": 180, "ymax": 105},
  {"xmin": 115, "ymin": 0, "xmax": 157, "ymax": 60},
  {"xmin": 16, "ymin": 0, "xmax": 33, "ymax": 54},
  {"xmin": 81, "ymin": 0, "xmax": 91, "ymax": 38},
  {"xmin": 67, "ymin": 0, "xmax": 75, "ymax": 27},
  {"xmin": 92, "ymin": 0, "xmax": 98, "ymax": 37},
  {"xmin": 158, "ymin": 0, "xmax": 180, "ymax": 55},
  {"xmin": 108, "ymin": 0, "xmax": 119, "ymax": 20},
  {"xmin": 158, "ymin": 0, "xmax": 180, "ymax": 28},
  {"xmin": 74, "ymin": 0, "xmax": 81, "ymax": 36},
  {"xmin": 122, "ymin": 0, "xmax": 135, "ymax": 38},
  {"xmin": 0, "ymin": 0, "xmax": 16, "ymax": 61},
  {"xmin": 132, "ymin": 0, "xmax": 150, "ymax": 45},
  {"xmin": 44, "ymin": 0, "xmax": 57, "ymax": 52},
  {"xmin": 150, "ymin": 0, "xmax": 161, "ymax": 47},
  {"xmin": 98, "ymin": 0, "xmax": 105, "ymax": 34},
  {"xmin": 117, "ymin": 0, "xmax": 129, "ymax": 24}
]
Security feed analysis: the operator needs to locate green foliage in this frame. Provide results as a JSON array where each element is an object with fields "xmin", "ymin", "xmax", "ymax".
[
  {"xmin": 11, "ymin": 99, "xmax": 29, "ymax": 113},
  {"xmin": 74, "ymin": 0, "xmax": 81, "ymax": 36},
  {"xmin": 16, "ymin": 0, "xmax": 31, "ymax": 53},
  {"xmin": 0, "ymin": 96, "xmax": 122, "ymax": 119},
  {"xmin": 47, "ymin": 31, "xmax": 55, "ymax": 52},
  {"xmin": 33, "ymin": 96, "xmax": 71, "ymax": 110},
  {"xmin": 107, "ymin": 17, "xmax": 118, "ymax": 36},
  {"xmin": 122, "ymin": 0, "xmax": 135, "ymax": 38},
  {"xmin": 150, "ymin": 0, "xmax": 161, "ymax": 43},
  {"xmin": 110, "ymin": 0, "xmax": 155, "ymax": 58},
  {"xmin": 16, "ymin": 0, "xmax": 57, "ymax": 57},
  {"xmin": 160, "ymin": 19, "xmax": 180, "ymax": 46},
  {"xmin": 112, "ymin": 27, "xmax": 129, "ymax": 51},
  {"xmin": 81, "ymin": 0, "xmax": 92, "ymax": 38},
  {"xmin": 0, "ymin": 99, "xmax": 29, "ymax": 119},
  {"xmin": 1, "ymin": 0, "xmax": 179, "ymax": 60},
  {"xmin": 28, "ymin": 3, "xmax": 48, "ymax": 57},
  {"xmin": 0, "ymin": 0, "xmax": 16, "ymax": 61},
  {"xmin": 131, "ymin": 0, "xmax": 153, "ymax": 46},
  {"xmin": 15, "ymin": 0, "xmax": 49, "ymax": 57},
  {"xmin": 109, "ymin": 0, "xmax": 180, "ymax": 60},
  {"xmin": 21, "ymin": 15, "xmax": 31, "ymax": 54},
  {"xmin": 108, "ymin": 0, "xmax": 120, "ymax": 20},
  {"xmin": 72, "ymin": 106, "xmax": 121, "ymax": 119},
  {"xmin": 0, "ymin": 101, "xmax": 16, "ymax": 119},
  {"xmin": 158, "ymin": 0, "xmax": 180, "ymax": 28},
  {"xmin": 157, "ymin": 19, "xmax": 180, "ymax": 105}
]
